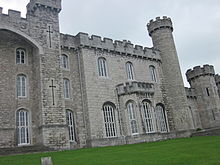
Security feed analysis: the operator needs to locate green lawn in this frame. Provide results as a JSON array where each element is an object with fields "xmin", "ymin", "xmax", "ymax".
[{"xmin": 0, "ymin": 136, "xmax": 220, "ymax": 165}]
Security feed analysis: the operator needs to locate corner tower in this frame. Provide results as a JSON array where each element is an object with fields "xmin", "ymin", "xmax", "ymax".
[
  {"xmin": 186, "ymin": 65, "xmax": 220, "ymax": 128},
  {"xmin": 25, "ymin": 0, "xmax": 69, "ymax": 149},
  {"xmin": 147, "ymin": 16, "xmax": 192, "ymax": 131}
]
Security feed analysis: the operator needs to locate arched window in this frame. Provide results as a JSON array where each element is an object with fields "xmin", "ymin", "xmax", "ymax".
[
  {"xmin": 16, "ymin": 109, "xmax": 30, "ymax": 145},
  {"xmin": 155, "ymin": 104, "xmax": 168, "ymax": 132},
  {"xmin": 16, "ymin": 48, "xmax": 26, "ymax": 64},
  {"xmin": 63, "ymin": 78, "xmax": 70, "ymax": 99},
  {"xmin": 61, "ymin": 54, "xmax": 69, "ymax": 69},
  {"xmin": 126, "ymin": 62, "xmax": 135, "ymax": 80},
  {"xmin": 66, "ymin": 110, "xmax": 76, "ymax": 142},
  {"xmin": 16, "ymin": 74, "xmax": 27, "ymax": 98},
  {"xmin": 141, "ymin": 101, "xmax": 155, "ymax": 133},
  {"xmin": 98, "ymin": 57, "xmax": 108, "ymax": 77},
  {"xmin": 149, "ymin": 65, "xmax": 157, "ymax": 82},
  {"xmin": 103, "ymin": 103, "xmax": 117, "ymax": 137},
  {"xmin": 127, "ymin": 101, "xmax": 138, "ymax": 134}
]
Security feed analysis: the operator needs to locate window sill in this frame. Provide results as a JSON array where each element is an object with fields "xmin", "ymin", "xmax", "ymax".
[
  {"xmin": 18, "ymin": 143, "xmax": 31, "ymax": 147},
  {"xmin": 17, "ymin": 96, "xmax": 28, "ymax": 99}
]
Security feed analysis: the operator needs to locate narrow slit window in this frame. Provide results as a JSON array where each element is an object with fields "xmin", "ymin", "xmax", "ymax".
[{"xmin": 206, "ymin": 88, "xmax": 210, "ymax": 96}]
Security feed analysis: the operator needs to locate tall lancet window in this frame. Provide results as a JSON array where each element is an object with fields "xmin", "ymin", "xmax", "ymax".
[
  {"xmin": 142, "ymin": 101, "xmax": 156, "ymax": 133},
  {"xmin": 66, "ymin": 110, "xmax": 76, "ymax": 142},
  {"xmin": 98, "ymin": 57, "xmax": 108, "ymax": 77},
  {"xmin": 126, "ymin": 62, "xmax": 135, "ymax": 80},
  {"xmin": 155, "ymin": 104, "xmax": 168, "ymax": 132},
  {"xmin": 63, "ymin": 78, "xmax": 70, "ymax": 99},
  {"xmin": 127, "ymin": 101, "xmax": 138, "ymax": 134},
  {"xmin": 61, "ymin": 54, "xmax": 69, "ymax": 69},
  {"xmin": 16, "ymin": 109, "xmax": 30, "ymax": 145},
  {"xmin": 16, "ymin": 74, "xmax": 27, "ymax": 98},
  {"xmin": 103, "ymin": 103, "xmax": 117, "ymax": 137}
]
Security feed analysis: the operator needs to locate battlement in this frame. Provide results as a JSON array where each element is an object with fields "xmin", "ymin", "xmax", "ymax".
[
  {"xmin": 186, "ymin": 65, "xmax": 215, "ymax": 82},
  {"xmin": 0, "ymin": 8, "xmax": 27, "ymax": 20},
  {"xmin": 27, "ymin": 0, "xmax": 62, "ymax": 13},
  {"xmin": 116, "ymin": 81, "xmax": 154, "ymax": 96},
  {"xmin": 147, "ymin": 16, "xmax": 173, "ymax": 36},
  {"xmin": 215, "ymin": 74, "xmax": 220, "ymax": 85},
  {"xmin": 185, "ymin": 87, "xmax": 196, "ymax": 99},
  {"xmin": 61, "ymin": 33, "xmax": 161, "ymax": 62}
]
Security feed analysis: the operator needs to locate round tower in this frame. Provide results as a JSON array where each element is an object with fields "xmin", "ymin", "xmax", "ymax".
[
  {"xmin": 186, "ymin": 65, "xmax": 220, "ymax": 128},
  {"xmin": 147, "ymin": 16, "xmax": 192, "ymax": 131}
]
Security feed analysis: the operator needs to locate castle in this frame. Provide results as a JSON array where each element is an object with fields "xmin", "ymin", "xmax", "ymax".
[{"xmin": 0, "ymin": 0, "xmax": 220, "ymax": 150}]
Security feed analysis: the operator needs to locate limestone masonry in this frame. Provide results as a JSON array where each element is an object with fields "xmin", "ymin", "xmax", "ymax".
[{"xmin": 0, "ymin": 0, "xmax": 220, "ymax": 150}]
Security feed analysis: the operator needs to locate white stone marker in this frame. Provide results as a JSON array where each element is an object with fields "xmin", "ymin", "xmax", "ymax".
[{"xmin": 41, "ymin": 157, "xmax": 53, "ymax": 165}]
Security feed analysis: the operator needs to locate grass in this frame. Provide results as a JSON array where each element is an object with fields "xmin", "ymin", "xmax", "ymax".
[{"xmin": 0, "ymin": 136, "xmax": 220, "ymax": 165}]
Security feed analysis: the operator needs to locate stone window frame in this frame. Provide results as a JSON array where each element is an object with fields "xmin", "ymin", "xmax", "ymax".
[
  {"xmin": 126, "ymin": 100, "xmax": 139, "ymax": 135},
  {"xmin": 155, "ymin": 103, "xmax": 169, "ymax": 133},
  {"xmin": 16, "ymin": 74, "xmax": 28, "ymax": 99},
  {"xmin": 149, "ymin": 65, "xmax": 157, "ymax": 82},
  {"xmin": 16, "ymin": 108, "xmax": 31, "ymax": 146},
  {"xmin": 141, "ymin": 99, "xmax": 156, "ymax": 133},
  {"xmin": 61, "ymin": 54, "xmax": 69, "ymax": 70},
  {"xmin": 97, "ymin": 57, "xmax": 108, "ymax": 78},
  {"xmin": 126, "ymin": 61, "xmax": 135, "ymax": 81},
  {"xmin": 102, "ymin": 102, "xmax": 117, "ymax": 138},
  {"xmin": 63, "ymin": 78, "xmax": 71, "ymax": 99},
  {"xmin": 16, "ymin": 48, "xmax": 27, "ymax": 65},
  {"xmin": 66, "ymin": 109, "xmax": 76, "ymax": 142}
]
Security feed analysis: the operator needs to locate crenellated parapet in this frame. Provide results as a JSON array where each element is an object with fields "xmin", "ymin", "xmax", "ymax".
[
  {"xmin": 116, "ymin": 81, "xmax": 154, "ymax": 97},
  {"xmin": 0, "ymin": 8, "xmax": 24, "ymax": 19},
  {"xmin": 215, "ymin": 74, "xmax": 220, "ymax": 85},
  {"xmin": 0, "ymin": 8, "xmax": 30, "ymax": 33},
  {"xmin": 186, "ymin": 65, "xmax": 215, "ymax": 83},
  {"xmin": 60, "ymin": 33, "xmax": 161, "ymax": 62},
  {"xmin": 147, "ymin": 16, "xmax": 173, "ymax": 37},
  {"xmin": 185, "ymin": 87, "xmax": 196, "ymax": 99}
]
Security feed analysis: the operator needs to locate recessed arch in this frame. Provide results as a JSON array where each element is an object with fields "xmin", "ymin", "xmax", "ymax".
[
  {"xmin": 0, "ymin": 25, "xmax": 43, "ymax": 54},
  {"xmin": 125, "ymin": 99, "xmax": 136, "ymax": 107},
  {"xmin": 141, "ymin": 99, "xmax": 152, "ymax": 105},
  {"xmin": 102, "ymin": 101, "xmax": 116, "ymax": 109}
]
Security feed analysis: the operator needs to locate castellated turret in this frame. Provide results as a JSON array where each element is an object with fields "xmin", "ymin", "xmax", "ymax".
[
  {"xmin": 147, "ymin": 16, "xmax": 192, "ymax": 131},
  {"xmin": 27, "ymin": 0, "xmax": 62, "ymax": 14},
  {"xmin": 186, "ymin": 65, "xmax": 220, "ymax": 128}
]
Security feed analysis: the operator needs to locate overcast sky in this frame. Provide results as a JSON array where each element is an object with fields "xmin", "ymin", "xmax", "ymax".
[{"xmin": 1, "ymin": 0, "xmax": 220, "ymax": 86}]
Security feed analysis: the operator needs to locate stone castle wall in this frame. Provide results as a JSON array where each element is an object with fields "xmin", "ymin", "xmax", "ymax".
[
  {"xmin": 1, "ymin": 0, "xmax": 220, "ymax": 151},
  {"xmin": 0, "ymin": 29, "xmax": 42, "ymax": 147},
  {"xmin": 80, "ymin": 46, "xmax": 165, "ymax": 141}
]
